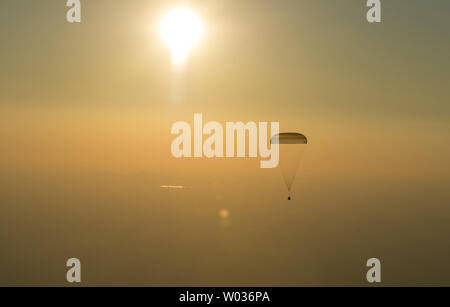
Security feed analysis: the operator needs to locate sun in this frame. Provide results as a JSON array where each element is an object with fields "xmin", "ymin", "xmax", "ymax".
[{"xmin": 160, "ymin": 7, "xmax": 204, "ymax": 66}]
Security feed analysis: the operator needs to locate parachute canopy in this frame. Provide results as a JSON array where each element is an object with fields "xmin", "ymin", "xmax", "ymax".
[{"xmin": 271, "ymin": 133, "xmax": 308, "ymax": 145}]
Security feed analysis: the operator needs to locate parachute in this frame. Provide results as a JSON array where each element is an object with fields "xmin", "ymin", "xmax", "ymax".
[{"xmin": 271, "ymin": 133, "xmax": 308, "ymax": 200}]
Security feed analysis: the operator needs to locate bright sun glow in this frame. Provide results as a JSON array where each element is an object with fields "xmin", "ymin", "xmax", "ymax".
[{"xmin": 160, "ymin": 7, "xmax": 204, "ymax": 66}]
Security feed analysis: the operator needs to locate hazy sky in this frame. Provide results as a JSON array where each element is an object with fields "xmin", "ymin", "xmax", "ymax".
[
  {"xmin": 0, "ymin": 0, "xmax": 449, "ymax": 286},
  {"xmin": 1, "ymin": 0, "xmax": 449, "ymax": 176}
]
